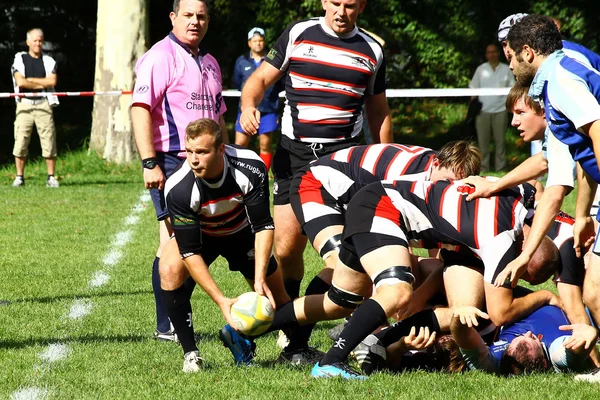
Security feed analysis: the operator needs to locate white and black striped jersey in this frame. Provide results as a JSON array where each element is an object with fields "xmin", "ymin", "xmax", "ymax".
[
  {"xmin": 266, "ymin": 17, "xmax": 385, "ymax": 143},
  {"xmin": 347, "ymin": 178, "xmax": 536, "ymax": 283},
  {"xmin": 164, "ymin": 145, "xmax": 273, "ymax": 257},
  {"xmin": 304, "ymin": 144, "xmax": 436, "ymax": 206},
  {"xmin": 547, "ymin": 211, "xmax": 584, "ymax": 287}
]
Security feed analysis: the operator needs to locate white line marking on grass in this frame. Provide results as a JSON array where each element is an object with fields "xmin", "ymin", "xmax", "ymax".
[
  {"xmin": 89, "ymin": 271, "xmax": 110, "ymax": 288},
  {"xmin": 67, "ymin": 299, "xmax": 93, "ymax": 320},
  {"xmin": 39, "ymin": 343, "xmax": 72, "ymax": 364},
  {"xmin": 11, "ymin": 387, "xmax": 48, "ymax": 400},
  {"xmin": 12, "ymin": 191, "xmax": 150, "ymax": 400}
]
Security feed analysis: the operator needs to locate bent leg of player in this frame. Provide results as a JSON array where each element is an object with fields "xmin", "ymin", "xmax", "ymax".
[
  {"xmin": 159, "ymin": 238, "xmax": 202, "ymax": 372},
  {"xmin": 315, "ymin": 235, "xmax": 414, "ymax": 378},
  {"xmin": 274, "ymin": 204, "xmax": 307, "ymax": 299}
]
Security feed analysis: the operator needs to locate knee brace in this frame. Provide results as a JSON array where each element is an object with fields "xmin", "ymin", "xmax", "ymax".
[
  {"xmin": 327, "ymin": 282, "xmax": 364, "ymax": 309},
  {"xmin": 318, "ymin": 234, "xmax": 342, "ymax": 260},
  {"xmin": 371, "ymin": 266, "xmax": 415, "ymax": 289}
]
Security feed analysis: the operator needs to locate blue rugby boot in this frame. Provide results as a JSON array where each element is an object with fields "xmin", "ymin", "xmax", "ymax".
[{"xmin": 219, "ymin": 324, "xmax": 256, "ymax": 365}]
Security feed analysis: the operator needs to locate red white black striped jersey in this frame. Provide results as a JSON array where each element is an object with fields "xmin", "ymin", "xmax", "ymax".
[
  {"xmin": 351, "ymin": 178, "xmax": 536, "ymax": 283},
  {"xmin": 266, "ymin": 17, "xmax": 385, "ymax": 143},
  {"xmin": 164, "ymin": 145, "xmax": 273, "ymax": 257},
  {"xmin": 546, "ymin": 211, "xmax": 584, "ymax": 287},
  {"xmin": 304, "ymin": 144, "xmax": 436, "ymax": 206}
]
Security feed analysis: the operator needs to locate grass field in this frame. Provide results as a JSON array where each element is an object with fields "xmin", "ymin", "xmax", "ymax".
[{"xmin": 1, "ymin": 151, "xmax": 597, "ymax": 400}]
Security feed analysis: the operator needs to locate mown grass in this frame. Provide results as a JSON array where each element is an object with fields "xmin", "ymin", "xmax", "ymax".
[{"xmin": 0, "ymin": 150, "xmax": 594, "ymax": 400}]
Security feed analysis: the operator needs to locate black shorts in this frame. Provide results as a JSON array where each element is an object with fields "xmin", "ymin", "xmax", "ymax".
[
  {"xmin": 338, "ymin": 233, "xmax": 408, "ymax": 274},
  {"xmin": 272, "ymin": 135, "xmax": 359, "ymax": 205},
  {"xmin": 199, "ymin": 227, "xmax": 277, "ymax": 280},
  {"xmin": 289, "ymin": 165, "xmax": 345, "ymax": 243}
]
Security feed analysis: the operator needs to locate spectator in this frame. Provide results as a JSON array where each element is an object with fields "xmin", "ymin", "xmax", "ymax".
[
  {"xmin": 11, "ymin": 28, "xmax": 60, "ymax": 188},
  {"xmin": 469, "ymin": 43, "xmax": 515, "ymax": 172},
  {"xmin": 233, "ymin": 27, "xmax": 283, "ymax": 171},
  {"xmin": 130, "ymin": 0, "xmax": 227, "ymax": 353}
]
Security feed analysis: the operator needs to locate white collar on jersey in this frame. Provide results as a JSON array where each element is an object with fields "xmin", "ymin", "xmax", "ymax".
[
  {"xmin": 318, "ymin": 16, "xmax": 358, "ymax": 39},
  {"xmin": 200, "ymin": 155, "xmax": 228, "ymax": 188}
]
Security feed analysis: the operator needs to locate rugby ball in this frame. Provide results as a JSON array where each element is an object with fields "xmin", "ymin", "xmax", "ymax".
[{"xmin": 231, "ymin": 292, "xmax": 274, "ymax": 336}]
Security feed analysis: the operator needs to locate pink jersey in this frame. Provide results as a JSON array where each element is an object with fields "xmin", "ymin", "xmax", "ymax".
[{"xmin": 132, "ymin": 33, "xmax": 226, "ymax": 154}]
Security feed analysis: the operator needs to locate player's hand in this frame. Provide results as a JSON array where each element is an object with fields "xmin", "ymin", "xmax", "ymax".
[
  {"xmin": 239, "ymin": 107, "xmax": 261, "ymax": 135},
  {"xmin": 452, "ymin": 306, "xmax": 489, "ymax": 328},
  {"xmin": 547, "ymin": 291, "xmax": 564, "ymax": 310},
  {"xmin": 573, "ymin": 216, "xmax": 596, "ymax": 258},
  {"xmin": 143, "ymin": 166, "xmax": 166, "ymax": 190},
  {"xmin": 398, "ymin": 295, "xmax": 426, "ymax": 321},
  {"xmin": 461, "ymin": 175, "xmax": 495, "ymax": 201},
  {"xmin": 494, "ymin": 254, "xmax": 529, "ymax": 288},
  {"xmin": 559, "ymin": 324, "xmax": 598, "ymax": 352},
  {"xmin": 403, "ymin": 326, "xmax": 437, "ymax": 350},
  {"xmin": 218, "ymin": 297, "xmax": 239, "ymax": 329},
  {"xmin": 254, "ymin": 279, "xmax": 276, "ymax": 310}
]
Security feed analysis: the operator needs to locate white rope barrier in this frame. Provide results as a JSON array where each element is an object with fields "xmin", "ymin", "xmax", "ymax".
[{"xmin": 0, "ymin": 87, "xmax": 510, "ymax": 99}]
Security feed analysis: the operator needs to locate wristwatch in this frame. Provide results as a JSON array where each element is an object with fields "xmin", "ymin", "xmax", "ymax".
[{"xmin": 142, "ymin": 158, "xmax": 158, "ymax": 170}]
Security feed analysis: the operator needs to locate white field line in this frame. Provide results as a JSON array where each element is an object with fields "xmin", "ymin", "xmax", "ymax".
[{"xmin": 11, "ymin": 191, "xmax": 150, "ymax": 400}]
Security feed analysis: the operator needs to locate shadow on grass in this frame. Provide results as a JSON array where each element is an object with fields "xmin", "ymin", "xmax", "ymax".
[{"xmin": 9, "ymin": 288, "xmax": 153, "ymax": 305}]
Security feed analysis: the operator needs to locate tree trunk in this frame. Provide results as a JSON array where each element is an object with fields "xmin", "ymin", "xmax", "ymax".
[{"xmin": 89, "ymin": 0, "xmax": 148, "ymax": 163}]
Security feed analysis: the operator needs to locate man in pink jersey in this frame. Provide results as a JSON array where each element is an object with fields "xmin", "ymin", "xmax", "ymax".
[{"xmin": 131, "ymin": 0, "xmax": 228, "ymax": 343}]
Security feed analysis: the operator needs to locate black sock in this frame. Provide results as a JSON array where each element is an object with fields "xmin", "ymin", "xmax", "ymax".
[
  {"xmin": 183, "ymin": 276, "xmax": 196, "ymax": 298},
  {"xmin": 162, "ymin": 285, "xmax": 197, "ymax": 354},
  {"xmin": 375, "ymin": 309, "xmax": 441, "ymax": 347},
  {"xmin": 284, "ymin": 278, "xmax": 302, "ymax": 299},
  {"xmin": 284, "ymin": 276, "xmax": 331, "ymax": 350},
  {"xmin": 152, "ymin": 257, "xmax": 170, "ymax": 332},
  {"xmin": 320, "ymin": 299, "xmax": 387, "ymax": 366},
  {"xmin": 266, "ymin": 301, "xmax": 299, "ymax": 334}
]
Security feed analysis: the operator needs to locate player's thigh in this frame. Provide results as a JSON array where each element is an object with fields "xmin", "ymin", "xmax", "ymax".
[
  {"xmin": 443, "ymin": 264, "xmax": 484, "ymax": 308},
  {"xmin": 274, "ymin": 203, "xmax": 306, "ymax": 256}
]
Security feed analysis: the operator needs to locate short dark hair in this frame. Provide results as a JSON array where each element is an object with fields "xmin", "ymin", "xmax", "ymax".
[
  {"xmin": 185, "ymin": 118, "xmax": 222, "ymax": 147},
  {"xmin": 507, "ymin": 14, "xmax": 562, "ymax": 57},
  {"xmin": 500, "ymin": 340, "xmax": 547, "ymax": 375},
  {"xmin": 173, "ymin": 0, "xmax": 210, "ymax": 15},
  {"xmin": 437, "ymin": 140, "xmax": 482, "ymax": 179},
  {"xmin": 525, "ymin": 235, "xmax": 560, "ymax": 285},
  {"xmin": 506, "ymin": 81, "xmax": 543, "ymax": 115}
]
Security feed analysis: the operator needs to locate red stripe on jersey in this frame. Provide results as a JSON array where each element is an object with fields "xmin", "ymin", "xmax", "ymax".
[
  {"xmin": 292, "ymin": 40, "xmax": 378, "ymax": 65},
  {"xmin": 438, "ymin": 183, "xmax": 451, "ymax": 217},
  {"xmin": 473, "ymin": 199, "xmax": 480, "ymax": 248},
  {"xmin": 202, "ymin": 218, "xmax": 247, "ymax": 236},
  {"xmin": 290, "ymin": 57, "xmax": 374, "ymax": 75},
  {"xmin": 511, "ymin": 197, "xmax": 520, "ymax": 229},
  {"xmin": 345, "ymin": 147, "xmax": 355, "ymax": 162},
  {"xmin": 372, "ymin": 149, "xmax": 386, "ymax": 174},
  {"xmin": 494, "ymin": 197, "xmax": 499, "ymax": 236},
  {"xmin": 290, "ymin": 71, "xmax": 366, "ymax": 89},
  {"xmin": 200, "ymin": 203, "xmax": 244, "ymax": 220},
  {"xmin": 388, "ymin": 144, "xmax": 427, "ymax": 154},
  {"xmin": 297, "ymin": 103, "xmax": 350, "ymax": 111},
  {"xmin": 298, "ymin": 119, "xmax": 350, "ymax": 125},
  {"xmin": 425, "ymin": 182, "xmax": 433, "ymax": 203},
  {"xmin": 456, "ymin": 192, "xmax": 462, "ymax": 233},
  {"xmin": 298, "ymin": 170, "xmax": 325, "ymax": 205},
  {"xmin": 202, "ymin": 193, "xmax": 243, "ymax": 207},
  {"xmin": 423, "ymin": 154, "xmax": 435, "ymax": 173},
  {"xmin": 295, "ymin": 87, "xmax": 361, "ymax": 98},
  {"xmin": 555, "ymin": 211, "xmax": 575, "ymax": 225},
  {"xmin": 383, "ymin": 151, "xmax": 403, "ymax": 180},
  {"xmin": 374, "ymin": 195, "xmax": 401, "ymax": 225},
  {"xmin": 400, "ymin": 153, "xmax": 419, "ymax": 175}
]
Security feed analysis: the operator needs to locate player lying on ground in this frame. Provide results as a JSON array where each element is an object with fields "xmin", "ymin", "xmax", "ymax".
[
  {"xmin": 451, "ymin": 305, "xmax": 597, "ymax": 375},
  {"xmin": 159, "ymin": 118, "xmax": 290, "ymax": 372}
]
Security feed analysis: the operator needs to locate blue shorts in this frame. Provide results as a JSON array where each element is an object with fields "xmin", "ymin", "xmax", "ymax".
[
  {"xmin": 148, "ymin": 152, "xmax": 186, "ymax": 221},
  {"xmin": 235, "ymin": 112, "xmax": 279, "ymax": 135}
]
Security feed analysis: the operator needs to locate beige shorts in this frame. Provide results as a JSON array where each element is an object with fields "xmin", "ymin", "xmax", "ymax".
[{"xmin": 13, "ymin": 100, "xmax": 57, "ymax": 158}]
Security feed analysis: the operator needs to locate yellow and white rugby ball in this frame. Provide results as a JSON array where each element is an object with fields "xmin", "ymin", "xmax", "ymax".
[{"xmin": 231, "ymin": 292, "xmax": 274, "ymax": 336}]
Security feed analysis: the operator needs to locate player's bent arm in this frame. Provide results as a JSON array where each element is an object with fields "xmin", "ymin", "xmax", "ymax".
[
  {"xmin": 253, "ymin": 229, "xmax": 274, "ymax": 285},
  {"xmin": 520, "ymin": 185, "xmax": 569, "ymax": 264},
  {"xmin": 131, "ymin": 105, "xmax": 157, "ymax": 160},
  {"xmin": 364, "ymin": 92, "xmax": 393, "ymax": 144},
  {"xmin": 581, "ymin": 119, "xmax": 600, "ymax": 171},
  {"xmin": 240, "ymin": 62, "xmax": 284, "ymax": 111},
  {"xmin": 484, "ymin": 284, "xmax": 553, "ymax": 326},
  {"xmin": 557, "ymin": 283, "xmax": 590, "ymax": 325},
  {"xmin": 27, "ymin": 74, "xmax": 57, "ymax": 88},
  {"xmin": 464, "ymin": 153, "xmax": 547, "ymax": 201},
  {"xmin": 450, "ymin": 313, "xmax": 498, "ymax": 373},
  {"xmin": 13, "ymin": 71, "xmax": 44, "ymax": 90}
]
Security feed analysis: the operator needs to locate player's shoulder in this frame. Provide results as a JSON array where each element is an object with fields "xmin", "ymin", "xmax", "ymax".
[
  {"xmin": 286, "ymin": 17, "xmax": 320, "ymax": 32},
  {"xmin": 225, "ymin": 145, "xmax": 267, "ymax": 174},
  {"xmin": 165, "ymin": 161, "xmax": 194, "ymax": 196}
]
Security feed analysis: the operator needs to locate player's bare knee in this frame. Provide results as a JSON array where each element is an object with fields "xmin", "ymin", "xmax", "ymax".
[
  {"xmin": 158, "ymin": 259, "xmax": 186, "ymax": 289},
  {"xmin": 372, "ymin": 266, "xmax": 415, "ymax": 312}
]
